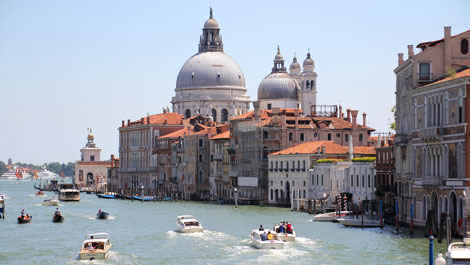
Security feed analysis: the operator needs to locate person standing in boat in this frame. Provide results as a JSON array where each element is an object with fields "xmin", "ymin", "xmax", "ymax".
[
  {"xmin": 286, "ymin": 222, "xmax": 293, "ymax": 234},
  {"xmin": 259, "ymin": 225, "xmax": 264, "ymax": 231},
  {"xmin": 54, "ymin": 208, "xmax": 61, "ymax": 217},
  {"xmin": 20, "ymin": 209, "xmax": 25, "ymax": 217}
]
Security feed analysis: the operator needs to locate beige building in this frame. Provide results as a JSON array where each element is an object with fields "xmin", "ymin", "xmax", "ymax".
[{"xmin": 394, "ymin": 26, "xmax": 470, "ymax": 229}]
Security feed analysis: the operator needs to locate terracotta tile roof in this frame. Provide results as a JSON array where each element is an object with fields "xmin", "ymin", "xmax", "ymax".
[
  {"xmin": 211, "ymin": 130, "xmax": 230, "ymax": 140},
  {"xmin": 353, "ymin": 146, "xmax": 376, "ymax": 155},
  {"xmin": 420, "ymin": 68, "xmax": 470, "ymax": 88},
  {"xmin": 158, "ymin": 128, "xmax": 191, "ymax": 139},
  {"xmin": 417, "ymin": 30, "xmax": 469, "ymax": 50},
  {"xmin": 270, "ymin": 141, "xmax": 348, "ymax": 156},
  {"xmin": 312, "ymin": 117, "xmax": 373, "ymax": 131},
  {"xmin": 123, "ymin": 112, "xmax": 184, "ymax": 128}
]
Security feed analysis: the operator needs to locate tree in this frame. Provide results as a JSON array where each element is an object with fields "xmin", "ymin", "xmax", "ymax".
[
  {"xmin": 0, "ymin": 161, "xmax": 6, "ymax": 175},
  {"xmin": 390, "ymin": 105, "xmax": 396, "ymax": 131}
]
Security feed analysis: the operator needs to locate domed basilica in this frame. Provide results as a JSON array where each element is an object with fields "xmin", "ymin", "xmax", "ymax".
[{"xmin": 171, "ymin": 9, "xmax": 251, "ymax": 123}]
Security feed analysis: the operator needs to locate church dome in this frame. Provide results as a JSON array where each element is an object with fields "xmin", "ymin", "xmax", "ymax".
[
  {"xmin": 289, "ymin": 55, "xmax": 301, "ymax": 71},
  {"xmin": 204, "ymin": 18, "xmax": 219, "ymax": 29},
  {"xmin": 303, "ymin": 51, "xmax": 315, "ymax": 68},
  {"xmin": 258, "ymin": 72, "xmax": 299, "ymax": 100},
  {"xmin": 176, "ymin": 52, "xmax": 246, "ymax": 90}
]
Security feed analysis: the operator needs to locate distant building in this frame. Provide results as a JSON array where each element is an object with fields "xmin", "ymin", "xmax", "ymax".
[
  {"xmin": 107, "ymin": 155, "xmax": 120, "ymax": 193},
  {"xmin": 374, "ymin": 134, "xmax": 395, "ymax": 206},
  {"xmin": 394, "ymin": 26, "xmax": 470, "ymax": 228},
  {"xmin": 74, "ymin": 131, "xmax": 111, "ymax": 191},
  {"xmin": 209, "ymin": 127, "xmax": 232, "ymax": 201}
]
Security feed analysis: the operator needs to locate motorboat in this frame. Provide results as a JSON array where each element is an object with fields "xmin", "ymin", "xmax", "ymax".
[
  {"xmin": 58, "ymin": 189, "xmax": 80, "ymax": 201},
  {"xmin": 176, "ymin": 215, "xmax": 204, "ymax": 233},
  {"xmin": 447, "ymin": 238, "xmax": 470, "ymax": 264},
  {"xmin": 96, "ymin": 210, "xmax": 109, "ymax": 219},
  {"xmin": 79, "ymin": 233, "xmax": 112, "ymax": 260},
  {"xmin": 18, "ymin": 214, "xmax": 32, "ymax": 224},
  {"xmin": 337, "ymin": 216, "xmax": 383, "ymax": 227},
  {"xmin": 250, "ymin": 229, "xmax": 284, "ymax": 249},
  {"xmin": 313, "ymin": 211, "xmax": 351, "ymax": 222},
  {"xmin": 273, "ymin": 224, "xmax": 296, "ymax": 242},
  {"xmin": 36, "ymin": 190, "xmax": 45, "ymax": 196},
  {"xmin": 97, "ymin": 192, "xmax": 117, "ymax": 199},
  {"xmin": 42, "ymin": 198, "xmax": 59, "ymax": 206},
  {"xmin": 52, "ymin": 214, "xmax": 64, "ymax": 223}
]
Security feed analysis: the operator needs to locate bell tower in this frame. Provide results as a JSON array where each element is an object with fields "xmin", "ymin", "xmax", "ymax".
[{"xmin": 300, "ymin": 49, "xmax": 318, "ymax": 116}]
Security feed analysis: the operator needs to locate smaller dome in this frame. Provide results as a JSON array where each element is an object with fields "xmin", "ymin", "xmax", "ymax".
[
  {"xmin": 258, "ymin": 72, "xmax": 299, "ymax": 100},
  {"xmin": 303, "ymin": 51, "xmax": 314, "ymax": 67},
  {"xmin": 274, "ymin": 46, "xmax": 284, "ymax": 61},
  {"xmin": 289, "ymin": 55, "xmax": 300, "ymax": 70},
  {"xmin": 87, "ymin": 133, "xmax": 94, "ymax": 142},
  {"xmin": 204, "ymin": 18, "xmax": 219, "ymax": 29}
]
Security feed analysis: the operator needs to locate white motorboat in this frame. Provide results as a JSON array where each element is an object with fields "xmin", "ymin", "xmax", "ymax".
[
  {"xmin": 313, "ymin": 211, "xmax": 351, "ymax": 222},
  {"xmin": 79, "ymin": 233, "xmax": 112, "ymax": 260},
  {"xmin": 42, "ymin": 198, "xmax": 59, "ymax": 206},
  {"xmin": 59, "ymin": 189, "xmax": 80, "ymax": 201},
  {"xmin": 176, "ymin": 215, "xmax": 204, "ymax": 233},
  {"xmin": 446, "ymin": 238, "xmax": 470, "ymax": 264},
  {"xmin": 38, "ymin": 167, "xmax": 60, "ymax": 179},
  {"xmin": 250, "ymin": 229, "xmax": 284, "ymax": 249},
  {"xmin": 337, "ymin": 216, "xmax": 383, "ymax": 227},
  {"xmin": 273, "ymin": 224, "xmax": 296, "ymax": 242}
]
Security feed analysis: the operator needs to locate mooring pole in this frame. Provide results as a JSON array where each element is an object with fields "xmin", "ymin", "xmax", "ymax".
[
  {"xmin": 380, "ymin": 200, "xmax": 383, "ymax": 228},
  {"xmin": 410, "ymin": 203, "xmax": 414, "ymax": 234},
  {"xmin": 429, "ymin": 233, "xmax": 434, "ymax": 265},
  {"xmin": 395, "ymin": 200, "xmax": 399, "ymax": 232}
]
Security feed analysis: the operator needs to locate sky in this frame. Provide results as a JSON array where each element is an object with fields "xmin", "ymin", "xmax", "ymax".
[{"xmin": 0, "ymin": 0, "xmax": 469, "ymax": 165}]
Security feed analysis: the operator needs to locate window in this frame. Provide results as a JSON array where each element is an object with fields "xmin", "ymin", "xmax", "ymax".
[
  {"xmin": 198, "ymin": 170, "xmax": 204, "ymax": 183},
  {"xmin": 280, "ymin": 161, "xmax": 283, "ymax": 170},
  {"xmin": 267, "ymin": 104, "xmax": 272, "ymax": 110},
  {"xmin": 316, "ymin": 175, "xmax": 319, "ymax": 186},
  {"xmin": 359, "ymin": 134, "xmax": 363, "ymax": 142},
  {"xmin": 462, "ymin": 39, "xmax": 469, "ymax": 54},
  {"xmin": 275, "ymin": 161, "xmax": 278, "ymax": 171},
  {"xmin": 362, "ymin": 175, "xmax": 364, "ymax": 187},
  {"xmin": 327, "ymin": 133, "xmax": 331, "ymax": 140},
  {"xmin": 419, "ymin": 63, "xmax": 431, "ymax": 80},
  {"xmin": 90, "ymin": 155, "xmax": 95, "ymax": 161},
  {"xmin": 289, "ymin": 132, "xmax": 293, "ymax": 141},
  {"xmin": 211, "ymin": 109, "xmax": 217, "ymax": 122},
  {"xmin": 185, "ymin": 109, "xmax": 191, "ymax": 119},
  {"xmin": 221, "ymin": 109, "xmax": 228, "ymax": 123},
  {"xmin": 270, "ymin": 189, "xmax": 273, "ymax": 200},
  {"xmin": 198, "ymin": 139, "xmax": 204, "ymax": 148},
  {"xmin": 297, "ymin": 160, "xmax": 300, "ymax": 170},
  {"xmin": 292, "ymin": 161, "xmax": 295, "ymax": 170},
  {"xmin": 321, "ymin": 175, "xmax": 323, "ymax": 186},
  {"xmin": 368, "ymin": 175, "xmax": 371, "ymax": 187},
  {"xmin": 303, "ymin": 181, "xmax": 306, "ymax": 186},
  {"xmin": 302, "ymin": 160, "xmax": 306, "ymax": 171},
  {"xmin": 198, "ymin": 154, "xmax": 203, "ymax": 163},
  {"xmin": 336, "ymin": 133, "xmax": 340, "ymax": 138},
  {"xmin": 263, "ymin": 131, "xmax": 268, "ymax": 139},
  {"xmin": 270, "ymin": 161, "xmax": 273, "ymax": 170},
  {"xmin": 356, "ymin": 175, "xmax": 359, "ymax": 187},
  {"xmin": 286, "ymin": 161, "xmax": 289, "ymax": 171},
  {"xmin": 345, "ymin": 134, "xmax": 348, "ymax": 142},
  {"xmin": 300, "ymin": 133, "xmax": 304, "ymax": 141},
  {"xmin": 351, "ymin": 175, "xmax": 353, "ymax": 187}
]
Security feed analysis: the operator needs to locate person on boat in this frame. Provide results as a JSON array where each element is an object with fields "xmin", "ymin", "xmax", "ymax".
[
  {"xmin": 86, "ymin": 242, "xmax": 94, "ymax": 251},
  {"xmin": 20, "ymin": 209, "xmax": 25, "ymax": 217},
  {"xmin": 259, "ymin": 225, "xmax": 264, "ymax": 231},
  {"xmin": 286, "ymin": 222, "xmax": 293, "ymax": 234},
  {"xmin": 54, "ymin": 208, "xmax": 61, "ymax": 217},
  {"xmin": 279, "ymin": 222, "xmax": 285, "ymax": 233},
  {"xmin": 260, "ymin": 231, "xmax": 267, "ymax": 241},
  {"xmin": 98, "ymin": 209, "xmax": 102, "ymax": 213},
  {"xmin": 267, "ymin": 231, "xmax": 273, "ymax": 240}
]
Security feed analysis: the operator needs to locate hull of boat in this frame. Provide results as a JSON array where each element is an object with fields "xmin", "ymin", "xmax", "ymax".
[
  {"xmin": 251, "ymin": 238, "xmax": 284, "ymax": 249},
  {"xmin": 79, "ymin": 251, "xmax": 108, "ymax": 260},
  {"xmin": 278, "ymin": 232, "xmax": 296, "ymax": 242},
  {"xmin": 52, "ymin": 215, "xmax": 64, "ymax": 223},
  {"xmin": 338, "ymin": 218, "xmax": 383, "ymax": 227},
  {"xmin": 97, "ymin": 194, "xmax": 115, "ymax": 199},
  {"xmin": 96, "ymin": 212, "xmax": 109, "ymax": 219},
  {"xmin": 18, "ymin": 217, "xmax": 31, "ymax": 224},
  {"xmin": 42, "ymin": 200, "xmax": 59, "ymax": 206},
  {"xmin": 178, "ymin": 227, "xmax": 204, "ymax": 233}
]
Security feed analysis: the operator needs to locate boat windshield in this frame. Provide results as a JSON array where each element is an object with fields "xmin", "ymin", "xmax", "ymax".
[
  {"xmin": 184, "ymin": 221, "xmax": 199, "ymax": 226},
  {"xmin": 84, "ymin": 242, "xmax": 105, "ymax": 250}
]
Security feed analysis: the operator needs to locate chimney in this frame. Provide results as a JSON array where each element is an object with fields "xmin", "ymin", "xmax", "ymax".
[
  {"xmin": 127, "ymin": 119, "xmax": 130, "ymax": 126},
  {"xmin": 122, "ymin": 120, "xmax": 125, "ymax": 127},
  {"xmin": 398, "ymin": 53, "xmax": 404, "ymax": 66},
  {"xmin": 377, "ymin": 134, "xmax": 382, "ymax": 147},
  {"xmin": 111, "ymin": 154, "xmax": 115, "ymax": 167},
  {"xmin": 362, "ymin": 112, "xmax": 367, "ymax": 127},
  {"xmin": 444, "ymin": 26, "xmax": 452, "ymax": 69},
  {"xmin": 141, "ymin": 117, "xmax": 144, "ymax": 124},
  {"xmin": 321, "ymin": 146, "xmax": 326, "ymax": 154},
  {"xmin": 253, "ymin": 101, "xmax": 260, "ymax": 119},
  {"xmin": 339, "ymin": 105, "xmax": 343, "ymax": 118},
  {"xmin": 346, "ymin": 109, "xmax": 351, "ymax": 122},
  {"xmin": 147, "ymin": 116, "xmax": 150, "ymax": 124},
  {"xmin": 348, "ymin": 135, "xmax": 354, "ymax": 159},
  {"xmin": 407, "ymin": 45, "xmax": 414, "ymax": 59},
  {"xmin": 351, "ymin": 110, "xmax": 358, "ymax": 128}
]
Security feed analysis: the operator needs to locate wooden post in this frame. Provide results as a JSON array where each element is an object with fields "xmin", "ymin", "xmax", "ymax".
[
  {"xmin": 313, "ymin": 199, "xmax": 316, "ymax": 214},
  {"xmin": 395, "ymin": 201, "xmax": 399, "ymax": 232},
  {"xmin": 447, "ymin": 216, "xmax": 452, "ymax": 246},
  {"xmin": 410, "ymin": 203, "xmax": 414, "ymax": 234}
]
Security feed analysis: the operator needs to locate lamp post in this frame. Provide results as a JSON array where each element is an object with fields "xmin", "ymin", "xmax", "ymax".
[{"xmin": 234, "ymin": 187, "xmax": 238, "ymax": 208}]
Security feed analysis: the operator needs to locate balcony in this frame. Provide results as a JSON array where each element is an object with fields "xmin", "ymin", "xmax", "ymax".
[
  {"xmin": 422, "ymin": 127, "xmax": 444, "ymax": 140},
  {"xmin": 214, "ymin": 154, "xmax": 223, "ymax": 161},
  {"xmin": 422, "ymin": 176, "xmax": 442, "ymax": 186}
]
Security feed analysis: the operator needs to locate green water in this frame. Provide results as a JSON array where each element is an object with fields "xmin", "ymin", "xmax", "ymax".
[{"xmin": 0, "ymin": 181, "xmax": 446, "ymax": 264}]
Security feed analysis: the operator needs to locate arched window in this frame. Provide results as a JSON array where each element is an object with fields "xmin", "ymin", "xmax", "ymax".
[
  {"xmin": 359, "ymin": 134, "xmax": 363, "ymax": 142},
  {"xmin": 289, "ymin": 132, "xmax": 293, "ymax": 141},
  {"xmin": 185, "ymin": 109, "xmax": 191, "ymax": 119},
  {"xmin": 461, "ymin": 39, "xmax": 469, "ymax": 54},
  {"xmin": 327, "ymin": 133, "xmax": 331, "ymax": 141},
  {"xmin": 198, "ymin": 154, "xmax": 203, "ymax": 163},
  {"xmin": 306, "ymin": 80, "xmax": 310, "ymax": 89},
  {"xmin": 300, "ymin": 133, "xmax": 304, "ymax": 141},
  {"xmin": 263, "ymin": 131, "xmax": 268, "ymax": 139},
  {"xmin": 311, "ymin": 80, "xmax": 314, "ymax": 90},
  {"xmin": 221, "ymin": 109, "xmax": 228, "ymax": 123},
  {"xmin": 211, "ymin": 109, "xmax": 217, "ymax": 122},
  {"xmin": 198, "ymin": 170, "xmax": 204, "ymax": 183}
]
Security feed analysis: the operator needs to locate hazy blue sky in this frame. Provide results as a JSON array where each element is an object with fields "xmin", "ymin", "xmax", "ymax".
[{"xmin": 0, "ymin": 0, "xmax": 469, "ymax": 164}]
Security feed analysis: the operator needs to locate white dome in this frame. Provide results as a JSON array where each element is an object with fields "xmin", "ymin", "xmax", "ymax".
[
  {"xmin": 258, "ymin": 72, "xmax": 299, "ymax": 100},
  {"xmin": 176, "ymin": 52, "xmax": 246, "ymax": 90}
]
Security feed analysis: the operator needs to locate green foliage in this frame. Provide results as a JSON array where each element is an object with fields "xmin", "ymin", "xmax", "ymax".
[
  {"xmin": 390, "ymin": 105, "xmax": 396, "ymax": 131},
  {"xmin": 446, "ymin": 66, "xmax": 456, "ymax": 78},
  {"xmin": 317, "ymin": 159, "xmax": 342, "ymax": 163},
  {"xmin": 0, "ymin": 161, "xmax": 6, "ymax": 175},
  {"xmin": 352, "ymin": 157, "xmax": 376, "ymax": 163},
  {"xmin": 46, "ymin": 162, "xmax": 75, "ymax": 176}
]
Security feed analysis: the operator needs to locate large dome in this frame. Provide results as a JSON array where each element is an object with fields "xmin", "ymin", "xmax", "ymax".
[
  {"xmin": 176, "ymin": 52, "xmax": 246, "ymax": 90},
  {"xmin": 258, "ymin": 72, "xmax": 299, "ymax": 100}
]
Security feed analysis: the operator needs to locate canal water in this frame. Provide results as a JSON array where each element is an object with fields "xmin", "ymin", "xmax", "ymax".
[{"xmin": 0, "ymin": 181, "xmax": 446, "ymax": 264}]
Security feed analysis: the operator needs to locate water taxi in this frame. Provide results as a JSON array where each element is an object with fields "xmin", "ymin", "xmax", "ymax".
[
  {"xmin": 58, "ymin": 189, "xmax": 80, "ymax": 201},
  {"xmin": 250, "ymin": 229, "xmax": 284, "ymax": 249},
  {"xmin": 313, "ymin": 211, "xmax": 351, "ymax": 222},
  {"xmin": 273, "ymin": 224, "xmax": 296, "ymax": 242},
  {"xmin": 337, "ymin": 216, "xmax": 383, "ymax": 227},
  {"xmin": 446, "ymin": 237, "xmax": 470, "ymax": 264},
  {"xmin": 176, "ymin": 215, "xmax": 204, "ymax": 233},
  {"xmin": 79, "ymin": 233, "xmax": 112, "ymax": 260},
  {"xmin": 42, "ymin": 198, "xmax": 59, "ymax": 206}
]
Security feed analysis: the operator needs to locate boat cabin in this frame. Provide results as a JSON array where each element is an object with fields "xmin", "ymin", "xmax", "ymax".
[{"xmin": 59, "ymin": 189, "xmax": 80, "ymax": 201}]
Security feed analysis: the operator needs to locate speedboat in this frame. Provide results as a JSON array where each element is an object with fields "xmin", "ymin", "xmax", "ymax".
[
  {"xmin": 250, "ymin": 229, "xmax": 284, "ymax": 249},
  {"xmin": 52, "ymin": 214, "xmax": 64, "ymax": 223},
  {"xmin": 79, "ymin": 233, "xmax": 112, "ymax": 260},
  {"xmin": 337, "ymin": 216, "xmax": 383, "ymax": 227},
  {"xmin": 176, "ymin": 215, "xmax": 203, "ymax": 233},
  {"xmin": 313, "ymin": 211, "xmax": 351, "ymax": 222},
  {"xmin": 447, "ymin": 238, "xmax": 470, "ymax": 264},
  {"xmin": 18, "ymin": 214, "xmax": 32, "ymax": 224},
  {"xmin": 42, "ymin": 198, "xmax": 59, "ymax": 206},
  {"xmin": 96, "ymin": 210, "xmax": 109, "ymax": 219},
  {"xmin": 273, "ymin": 224, "xmax": 296, "ymax": 242}
]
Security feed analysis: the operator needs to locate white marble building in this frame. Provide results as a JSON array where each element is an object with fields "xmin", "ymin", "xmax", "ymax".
[{"xmin": 171, "ymin": 9, "xmax": 251, "ymax": 123}]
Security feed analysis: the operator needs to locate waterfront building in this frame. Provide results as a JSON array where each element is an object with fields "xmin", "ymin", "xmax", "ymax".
[
  {"xmin": 118, "ymin": 111, "xmax": 185, "ymax": 195},
  {"xmin": 229, "ymin": 105, "xmax": 374, "ymax": 204},
  {"xmin": 374, "ymin": 134, "xmax": 396, "ymax": 206},
  {"xmin": 209, "ymin": 127, "xmax": 232, "ymax": 201},
  {"xmin": 257, "ymin": 47, "xmax": 317, "ymax": 116},
  {"xmin": 171, "ymin": 9, "xmax": 251, "ymax": 122},
  {"xmin": 394, "ymin": 26, "xmax": 470, "ymax": 228},
  {"xmin": 74, "ymin": 131, "xmax": 111, "ymax": 191},
  {"xmin": 107, "ymin": 155, "xmax": 120, "ymax": 193}
]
